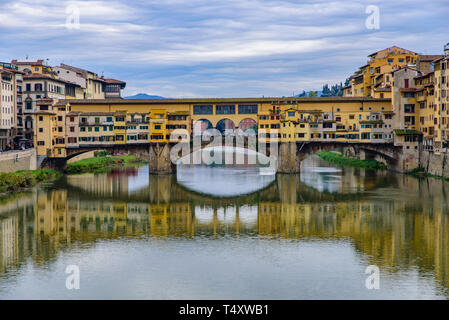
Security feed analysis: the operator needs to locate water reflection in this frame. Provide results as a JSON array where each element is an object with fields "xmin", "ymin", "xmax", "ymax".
[
  {"xmin": 177, "ymin": 165, "xmax": 275, "ymax": 197},
  {"xmin": 0, "ymin": 156, "xmax": 449, "ymax": 299}
]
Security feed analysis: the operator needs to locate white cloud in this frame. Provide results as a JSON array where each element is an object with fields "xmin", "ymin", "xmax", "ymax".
[{"xmin": 1, "ymin": 0, "xmax": 448, "ymax": 97}]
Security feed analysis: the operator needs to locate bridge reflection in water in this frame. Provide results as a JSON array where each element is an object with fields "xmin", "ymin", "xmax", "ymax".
[{"xmin": 0, "ymin": 157, "xmax": 449, "ymax": 298}]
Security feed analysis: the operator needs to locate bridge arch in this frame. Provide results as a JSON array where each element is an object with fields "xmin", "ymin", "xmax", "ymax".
[
  {"xmin": 297, "ymin": 142, "xmax": 399, "ymax": 168},
  {"xmin": 216, "ymin": 118, "xmax": 236, "ymax": 135},
  {"xmin": 238, "ymin": 118, "xmax": 257, "ymax": 132},
  {"xmin": 193, "ymin": 119, "xmax": 213, "ymax": 135}
]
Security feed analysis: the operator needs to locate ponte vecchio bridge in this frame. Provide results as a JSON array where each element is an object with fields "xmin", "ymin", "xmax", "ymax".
[{"xmin": 38, "ymin": 97, "xmax": 419, "ymax": 173}]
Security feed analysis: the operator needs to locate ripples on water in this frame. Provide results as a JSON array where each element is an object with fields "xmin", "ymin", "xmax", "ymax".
[{"xmin": 0, "ymin": 155, "xmax": 448, "ymax": 299}]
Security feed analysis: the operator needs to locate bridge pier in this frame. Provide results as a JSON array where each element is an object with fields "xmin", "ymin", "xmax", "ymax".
[
  {"xmin": 277, "ymin": 142, "xmax": 301, "ymax": 173},
  {"xmin": 149, "ymin": 143, "xmax": 175, "ymax": 174}
]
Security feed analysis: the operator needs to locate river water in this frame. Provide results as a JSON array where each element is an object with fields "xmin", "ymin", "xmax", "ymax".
[{"xmin": 0, "ymin": 156, "xmax": 448, "ymax": 299}]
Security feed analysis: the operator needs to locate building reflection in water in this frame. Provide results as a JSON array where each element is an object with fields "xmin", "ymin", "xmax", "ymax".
[{"xmin": 0, "ymin": 162, "xmax": 448, "ymax": 296}]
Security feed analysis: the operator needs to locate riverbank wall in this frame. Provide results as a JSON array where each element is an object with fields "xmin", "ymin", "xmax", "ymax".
[
  {"xmin": 0, "ymin": 149, "xmax": 37, "ymax": 173},
  {"xmin": 421, "ymin": 151, "xmax": 449, "ymax": 178}
]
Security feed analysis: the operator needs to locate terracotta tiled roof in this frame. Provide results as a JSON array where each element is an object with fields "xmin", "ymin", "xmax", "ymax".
[
  {"xmin": 11, "ymin": 59, "xmax": 44, "ymax": 65},
  {"xmin": 419, "ymin": 55, "xmax": 444, "ymax": 62},
  {"xmin": 400, "ymin": 88, "xmax": 418, "ymax": 92},
  {"xmin": 102, "ymin": 78, "xmax": 126, "ymax": 84},
  {"xmin": 374, "ymin": 87, "xmax": 391, "ymax": 92},
  {"xmin": 24, "ymin": 73, "xmax": 81, "ymax": 86}
]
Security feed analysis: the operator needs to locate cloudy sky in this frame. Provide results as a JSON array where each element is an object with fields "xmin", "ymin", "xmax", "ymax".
[{"xmin": 0, "ymin": 0, "xmax": 448, "ymax": 98}]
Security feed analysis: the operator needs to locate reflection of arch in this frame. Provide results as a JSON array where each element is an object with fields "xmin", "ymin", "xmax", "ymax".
[
  {"xmin": 238, "ymin": 118, "xmax": 257, "ymax": 132},
  {"xmin": 193, "ymin": 119, "xmax": 213, "ymax": 134},
  {"xmin": 216, "ymin": 118, "xmax": 236, "ymax": 134}
]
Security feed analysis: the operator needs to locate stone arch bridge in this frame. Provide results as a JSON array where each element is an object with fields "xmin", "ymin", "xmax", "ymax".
[{"xmin": 44, "ymin": 141, "xmax": 403, "ymax": 174}]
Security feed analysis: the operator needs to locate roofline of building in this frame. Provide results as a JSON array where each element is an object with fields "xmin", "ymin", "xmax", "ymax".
[{"xmin": 23, "ymin": 74, "xmax": 81, "ymax": 86}]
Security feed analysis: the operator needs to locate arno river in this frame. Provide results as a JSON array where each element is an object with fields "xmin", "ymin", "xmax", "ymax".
[{"xmin": 0, "ymin": 156, "xmax": 448, "ymax": 299}]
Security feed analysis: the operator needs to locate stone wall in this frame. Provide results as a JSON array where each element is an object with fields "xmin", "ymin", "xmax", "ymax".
[
  {"xmin": 421, "ymin": 151, "xmax": 449, "ymax": 178},
  {"xmin": 0, "ymin": 149, "xmax": 37, "ymax": 173}
]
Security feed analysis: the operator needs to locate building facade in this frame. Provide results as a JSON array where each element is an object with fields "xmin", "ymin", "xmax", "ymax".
[
  {"xmin": 32, "ymin": 97, "xmax": 395, "ymax": 158},
  {"xmin": 0, "ymin": 63, "xmax": 22, "ymax": 149}
]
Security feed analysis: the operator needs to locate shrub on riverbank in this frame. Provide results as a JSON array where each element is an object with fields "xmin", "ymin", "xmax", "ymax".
[
  {"xmin": 0, "ymin": 170, "xmax": 62, "ymax": 193},
  {"xmin": 66, "ymin": 155, "xmax": 146, "ymax": 174},
  {"xmin": 317, "ymin": 151, "xmax": 387, "ymax": 170},
  {"xmin": 408, "ymin": 167, "xmax": 449, "ymax": 181}
]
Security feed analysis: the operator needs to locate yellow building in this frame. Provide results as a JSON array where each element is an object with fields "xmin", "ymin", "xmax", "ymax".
[
  {"xmin": 345, "ymin": 46, "xmax": 419, "ymax": 98},
  {"xmin": 113, "ymin": 111, "xmax": 127, "ymax": 144},
  {"xmin": 149, "ymin": 109, "xmax": 168, "ymax": 143},
  {"xmin": 167, "ymin": 111, "xmax": 190, "ymax": 142},
  {"xmin": 258, "ymin": 108, "xmax": 280, "ymax": 143},
  {"xmin": 126, "ymin": 112, "xmax": 150, "ymax": 143},
  {"xmin": 433, "ymin": 50, "xmax": 449, "ymax": 150},
  {"xmin": 34, "ymin": 99, "xmax": 58, "ymax": 157}
]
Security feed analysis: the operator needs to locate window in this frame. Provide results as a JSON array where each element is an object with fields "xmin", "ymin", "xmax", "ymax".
[
  {"xmin": 288, "ymin": 111, "xmax": 295, "ymax": 117},
  {"xmin": 70, "ymin": 127, "xmax": 75, "ymax": 132},
  {"xmin": 404, "ymin": 79, "xmax": 409, "ymax": 88},
  {"xmin": 39, "ymin": 128, "xmax": 43, "ymax": 132},
  {"xmin": 95, "ymin": 127, "xmax": 100, "ymax": 132},
  {"xmin": 193, "ymin": 105, "xmax": 213, "ymax": 115},
  {"xmin": 404, "ymin": 104, "xmax": 415, "ymax": 113},
  {"xmin": 238, "ymin": 104, "xmax": 258, "ymax": 114},
  {"xmin": 37, "ymin": 141, "xmax": 45, "ymax": 146},
  {"xmin": 215, "ymin": 105, "xmax": 235, "ymax": 114},
  {"xmin": 39, "ymin": 116, "xmax": 43, "ymax": 121},
  {"xmin": 404, "ymin": 116, "xmax": 415, "ymax": 125}
]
